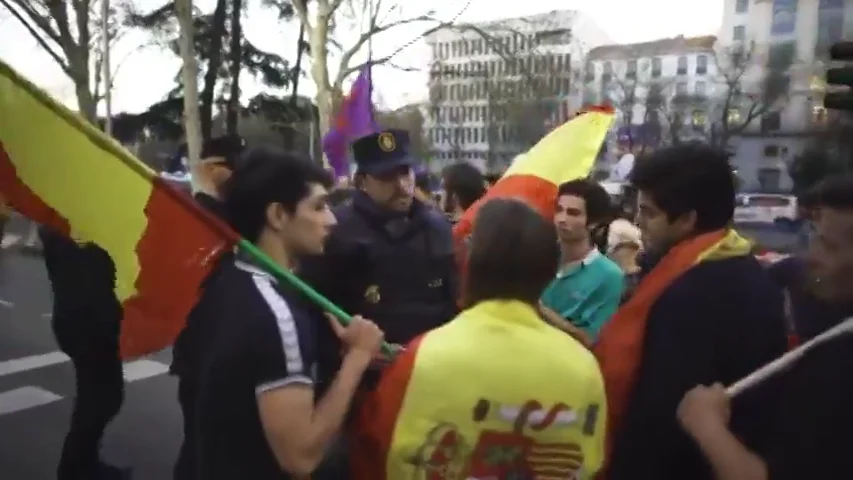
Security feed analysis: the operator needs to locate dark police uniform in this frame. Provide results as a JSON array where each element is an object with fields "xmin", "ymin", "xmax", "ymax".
[
  {"xmin": 171, "ymin": 134, "xmax": 245, "ymax": 480},
  {"xmin": 38, "ymin": 226, "xmax": 126, "ymax": 480},
  {"xmin": 304, "ymin": 130, "xmax": 458, "ymax": 352},
  {"xmin": 193, "ymin": 258, "xmax": 319, "ymax": 480}
]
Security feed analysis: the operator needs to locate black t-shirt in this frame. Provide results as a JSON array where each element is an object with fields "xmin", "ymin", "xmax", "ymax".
[
  {"xmin": 764, "ymin": 332, "xmax": 853, "ymax": 479},
  {"xmin": 767, "ymin": 256, "xmax": 853, "ymax": 340},
  {"xmin": 195, "ymin": 260, "xmax": 318, "ymax": 480}
]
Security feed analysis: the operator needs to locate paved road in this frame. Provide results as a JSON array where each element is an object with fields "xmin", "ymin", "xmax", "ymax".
[{"xmin": 0, "ymin": 249, "xmax": 182, "ymax": 479}]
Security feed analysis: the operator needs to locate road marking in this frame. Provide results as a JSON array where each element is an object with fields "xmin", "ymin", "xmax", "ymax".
[
  {"xmin": 40, "ymin": 313, "xmax": 52, "ymax": 318},
  {"xmin": 0, "ymin": 299, "xmax": 12, "ymax": 308},
  {"xmin": 122, "ymin": 359, "xmax": 170, "ymax": 382},
  {"xmin": 0, "ymin": 386, "xmax": 62, "ymax": 415},
  {"xmin": 0, "ymin": 351, "xmax": 70, "ymax": 378},
  {"xmin": 0, "ymin": 234, "xmax": 21, "ymax": 249}
]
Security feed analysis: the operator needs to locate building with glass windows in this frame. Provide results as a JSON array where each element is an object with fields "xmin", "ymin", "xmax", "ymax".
[
  {"xmin": 717, "ymin": 0, "xmax": 850, "ymax": 191},
  {"xmin": 579, "ymin": 35, "xmax": 718, "ymax": 177},
  {"xmin": 423, "ymin": 10, "xmax": 612, "ymax": 172}
]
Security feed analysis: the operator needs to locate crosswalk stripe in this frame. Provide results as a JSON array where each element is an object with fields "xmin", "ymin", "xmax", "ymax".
[
  {"xmin": 122, "ymin": 359, "xmax": 170, "ymax": 382},
  {"xmin": 0, "ymin": 386, "xmax": 62, "ymax": 415},
  {"xmin": 0, "ymin": 234, "xmax": 21, "ymax": 249},
  {"xmin": 0, "ymin": 352, "xmax": 70, "ymax": 378}
]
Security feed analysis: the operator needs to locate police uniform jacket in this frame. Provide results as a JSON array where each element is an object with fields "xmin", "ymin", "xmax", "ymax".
[{"xmin": 304, "ymin": 190, "xmax": 459, "ymax": 349}]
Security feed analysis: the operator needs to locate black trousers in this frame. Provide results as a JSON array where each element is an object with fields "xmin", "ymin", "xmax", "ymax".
[
  {"xmin": 53, "ymin": 308, "xmax": 125, "ymax": 480},
  {"xmin": 174, "ymin": 376, "xmax": 196, "ymax": 480}
]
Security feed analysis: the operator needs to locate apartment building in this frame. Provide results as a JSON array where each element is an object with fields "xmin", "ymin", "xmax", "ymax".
[
  {"xmin": 717, "ymin": 0, "xmax": 852, "ymax": 190},
  {"xmin": 581, "ymin": 35, "xmax": 718, "ymax": 173},
  {"xmin": 423, "ymin": 10, "xmax": 612, "ymax": 172}
]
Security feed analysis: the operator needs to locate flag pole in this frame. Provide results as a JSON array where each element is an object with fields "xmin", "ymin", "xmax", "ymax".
[
  {"xmin": 101, "ymin": 0, "xmax": 113, "ymax": 136},
  {"xmin": 367, "ymin": 0, "xmax": 375, "ymax": 121}
]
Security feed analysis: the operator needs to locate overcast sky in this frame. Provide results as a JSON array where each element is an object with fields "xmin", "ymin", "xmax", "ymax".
[{"xmin": 0, "ymin": 0, "xmax": 722, "ymax": 114}]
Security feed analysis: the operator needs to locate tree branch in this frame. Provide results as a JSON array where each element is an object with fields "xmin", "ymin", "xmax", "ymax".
[
  {"xmin": 0, "ymin": 0, "xmax": 70, "ymax": 75},
  {"xmin": 334, "ymin": 13, "xmax": 440, "ymax": 88}
]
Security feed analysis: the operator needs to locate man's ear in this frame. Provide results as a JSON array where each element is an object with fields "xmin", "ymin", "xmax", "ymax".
[{"xmin": 265, "ymin": 202, "xmax": 289, "ymax": 234}]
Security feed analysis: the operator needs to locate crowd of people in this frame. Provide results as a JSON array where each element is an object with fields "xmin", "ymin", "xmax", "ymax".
[{"xmin": 19, "ymin": 127, "xmax": 853, "ymax": 480}]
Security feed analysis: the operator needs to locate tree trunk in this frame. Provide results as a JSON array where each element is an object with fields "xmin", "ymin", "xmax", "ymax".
[
  {"xmin": 74, "ymin": 78, "xmax": 97, "ymax": 125},
  {"xmin": 225, "ymin": 0, "xmax": 243, "ymax": 136},
  {"xmin": 200, "ymin": 0, "xmax": 228, "ymax": 141},
  {"xmin": 308, "ymin": 13, "xmax": 332, "ymax": 166},
  {"xmin": 175, "ymin": 0, "xmax": 203, "ymax": 189}
]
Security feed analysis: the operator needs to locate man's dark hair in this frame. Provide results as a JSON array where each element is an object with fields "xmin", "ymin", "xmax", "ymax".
[
  {"xmin": 223, "ymin": 148, "xmax": 332, "ymax": 243},
  {"xmin": 629, "ymin": 142, "xmax": 735, "ymax": 232},
  {"xmin": 466, "ymin": 198, "xmax": 558, "ymax": 306},
  {"xmin": 814, "ymin": 174, "xmax": 853, "ymax": 210},
  {"xmin": 557, "ymin": 179, "xmax": 614, "ymax": 225},
  {"xmin": 443, "ymin": 163, "xmax": 486, "ymax": 210}
]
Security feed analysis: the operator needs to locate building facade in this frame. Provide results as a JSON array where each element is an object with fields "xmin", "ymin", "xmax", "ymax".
[
  {"xmin": 424, "ymin": 10, "xmax": 613, "ymax": 172},
  {"xmin": 580, "ymin": 36, "xmax": 718, "ymax": 177},
  {"xmin": 716, "ymin": 0, "xmax": 853, "ymax": 191}
]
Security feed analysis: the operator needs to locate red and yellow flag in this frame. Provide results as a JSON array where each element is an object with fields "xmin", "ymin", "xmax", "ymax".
[
  {"xmin": 452, "ymin": 106, "xmax": 615, "ymax": 303},
  {"xmin": 0, "ymin": 61, "xmax": 238, "ymax": 358},
  {"xmin": 350, "ymin": 300, "xmax": 608, "ymax": 480}
]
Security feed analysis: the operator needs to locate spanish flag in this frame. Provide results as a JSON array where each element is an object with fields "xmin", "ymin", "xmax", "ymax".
[
  {"xmin": 452, "ymin": 106, "xmax": 615, "ymax": 302},
  {"xmin": 350, "ymin": 300, "xmax": 608, "ymax": 480},
  {"xmin": 0, "ymin": 61, "xmax": 238, "ymax": 358}
]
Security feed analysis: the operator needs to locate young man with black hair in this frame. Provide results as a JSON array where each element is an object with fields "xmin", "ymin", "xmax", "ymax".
[
  {"xmin": 678, "ymin": 174, "xmax": 853, "ymax": 480},
  {"xmin": 192, "ymin": 148, "xmax": 385, "ymax": 479},
  {"xmin": 540, "ymin": 179, "xmax": 624, "ymax": 346},
  {"xmin": 441, "ymin": 162, "xmax": 486, "ymax": 222},
  {"xmin": 596, "ymin": 143, "xmax": 787, "ymax": 480}
]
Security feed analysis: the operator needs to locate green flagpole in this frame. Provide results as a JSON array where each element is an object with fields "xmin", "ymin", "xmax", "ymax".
[{"xmin": 237, "ymin": 239, "xmax": 396, "ymax": 356}]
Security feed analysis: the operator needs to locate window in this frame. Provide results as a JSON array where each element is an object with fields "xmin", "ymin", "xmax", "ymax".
[
  {"xmin": 816, "ymin": 0, "xmax": 844, "ymax": 57},
  {"xmin": 763, "ymin": 145, "xmax": 780, "ymax": 157},
  {"xmin": 696, "ymin": 55, "xmax": 708, "ymax": 75},
  {"xmin": 651, "ymin": 57, "xmax": 662, "ymax": 77},
  {"xmin": 761, "ymin": 112, "xmax": 781, "ymax": 132},
  {"xmin": 676, "ymin": 56, "xmax": 687, "ymax": 75},
  {"xmin": 695, "ymin": 81, "xmax": 707, "ymax": 96},
  {"xmin": 733, "ymin": 25, "xmax": 746, "ymax": 42},
  {"xmin": 736, "ymin": 0, "xmax": 748, "ymax": 14},
  {"xmin": 626, "ymin": 60, "xmax": 637, "ymax": 79},
  {"xmin": 676, "ymin": 81, "xmax": 688, "ymax": 95}
]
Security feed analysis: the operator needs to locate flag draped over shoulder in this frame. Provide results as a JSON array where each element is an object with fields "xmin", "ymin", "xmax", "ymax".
[
  {"xmin": 593, "ymin": 229, "xmax": 752, "ymax": 475},
  {"xmin": 350, "ymin": 300, "xmax": 608, "ymax": 480},
  {"xmin": 0, "ymin": 61, "xmax": 239, "ymax": 359},
  {"xmin": 322, "ymin": 67, "xmax": 377, "ymax": 178}
]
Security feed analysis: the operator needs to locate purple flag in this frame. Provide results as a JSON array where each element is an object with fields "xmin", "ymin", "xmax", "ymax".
[{"xmin": 323, "ymin": 67, "xmax": 377, "ymax": 178}]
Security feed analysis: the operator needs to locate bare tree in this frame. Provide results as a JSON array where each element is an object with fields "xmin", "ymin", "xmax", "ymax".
[
  {"xmin": 0, "ymin": 0, "xmax": 128, "ymax": 123},
  {"xmin": 709, "ymin": 40, "xmax": 794, "ymax": 148},
  {"xmin": 175, "ymin": 0, "xmax": 202, "ymax": 175},
  {"xmin": 292, "ymin": 0, "xmax": 457, "ymax": 144}
]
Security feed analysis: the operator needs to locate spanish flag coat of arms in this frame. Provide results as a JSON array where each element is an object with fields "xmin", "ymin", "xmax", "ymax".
[{"xmin": 350, "ymin": 300, "xmax": 608, "ymax": 480}]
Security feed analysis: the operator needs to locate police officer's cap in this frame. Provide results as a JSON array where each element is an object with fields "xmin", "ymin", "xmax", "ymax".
[
  {"xmin": 201, "ymin": 135, "xmax": 247, "ymax": 169},
  {"xmin": 352, "ymin": 129, "xmax": 415, "ymax": 175}
]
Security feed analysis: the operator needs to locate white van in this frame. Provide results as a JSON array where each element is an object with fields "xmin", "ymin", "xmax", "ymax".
[{"xmin": 734, "ymin": 193, "xmax": 798, "ymax": 224}]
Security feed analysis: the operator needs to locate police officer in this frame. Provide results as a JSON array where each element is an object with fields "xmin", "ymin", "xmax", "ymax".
[
  {"xmin": 305, "ymin": 129, "xmax": 458, "ymax": 351},
  {"xmin": 39, "ymin": 227, "xmax": 130, "ymax": 480},
  {"xmin": 302, "ymin": 129, "xmax": 458, "ymax": 480}
]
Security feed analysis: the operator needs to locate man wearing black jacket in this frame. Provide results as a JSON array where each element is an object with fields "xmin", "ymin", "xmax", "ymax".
[
  {"xmin": 170, "ymin": 134, "xmax": 245, "ymax": 480},
  {"xmin": 39, "ymin": 226, "xmax": 130, "ymax": 480}
]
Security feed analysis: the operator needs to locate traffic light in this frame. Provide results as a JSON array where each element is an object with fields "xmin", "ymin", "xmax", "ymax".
[{"xmin": 824, "ymin": 42, "xmax": 853, "ymax": 111}]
